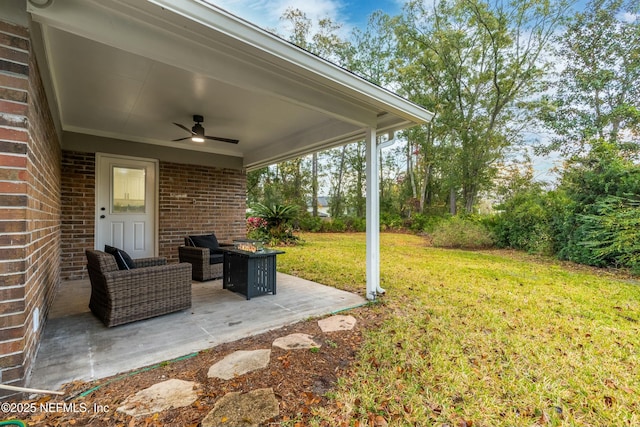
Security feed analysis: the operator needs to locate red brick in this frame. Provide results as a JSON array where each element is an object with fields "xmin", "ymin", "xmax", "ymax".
[
  {"xmin": 0, "ymin": 86, "xmax": 28, "ymax": 103},
  {"xmin": 0, "ymin": 365, "xmax": 24, "ymax": 382},
  {"xmin": 0, "ymin": 194, "xmax": 28, "ymax": 207},
  {"xmin": 0, "ymin": 20, "xmax": 30, "ymax": 38},
  {"xmin": 0, "ymin": 325, "xmax": 25, "ymax": 341},
  {"xmin": 0, "ymin": 127, "xmax": 28, "ymax": 142},
  {"xmin": 0, "ymin": 273, "xmax": 24, "ymax": 287},
  {"xmin": 0, "ymin": 46, "xmax": 28, "ymax": 65},
  {"xmin": 0, "ymin": 352, "xmax": 23, "ymax": 369},
  {"xmin": 0, "ymin": 140, "xmax": 27, "ymax": 155},
  {"xmin": 0, "ymin": 32, "xmax": 29, "ymax": 52},
  {"xmin": 0, "ymin": 181, "xmax": 26, "ymax": 193},
  {"xmin": 0, "ymin": 102, "xmax": 27, "ymax": 120},
  {"xmin": 0, "ymin": 339, "xmax": 25, "ymax": 355},
  {"xmin": 0, "ymin": 71, "xmax": 28, "ymax": 89},
  {"xmin": 0, "ymin": 154, "xmax": 26, "ymax": 167}
]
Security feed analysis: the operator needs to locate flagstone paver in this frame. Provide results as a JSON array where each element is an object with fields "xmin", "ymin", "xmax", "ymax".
[
  {"xmin": 201, "ymin": 387, "xmax": 279, "ymax": 427},
  {"xmin": 272, "ymin": 333, "xmax": 321, "ymax": 350},
  {"xmin": 116, "ymin": 379, "xmax": 199, "ymax": 416},
  {"xmin": 318, "ymin": 315, "xmax": 357, "ymax": 332},
  {"xmin": 207, "ymin": 349, "xmax": 271, "ymax": 380}
]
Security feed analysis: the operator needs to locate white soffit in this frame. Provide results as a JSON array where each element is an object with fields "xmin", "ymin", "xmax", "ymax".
[{"xmin": 27, "ymin": 0, "xmax": 433, "ymax": 169}]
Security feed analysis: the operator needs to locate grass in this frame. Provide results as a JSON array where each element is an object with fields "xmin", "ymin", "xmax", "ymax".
[{"xmin": 277, "ymin": 233, "xmax": 640, "ymax": 427}]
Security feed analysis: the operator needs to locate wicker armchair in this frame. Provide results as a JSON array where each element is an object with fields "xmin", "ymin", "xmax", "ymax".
[
  {"xmin": 85, "ymin": 249, "xmax": 192, "ymax": 327},
  {"xmin": 178, "ymin": 234, "xmax": 233, "ymax": 281}
]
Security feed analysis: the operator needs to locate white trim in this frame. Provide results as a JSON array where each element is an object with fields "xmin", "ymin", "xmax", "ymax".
[{"xmin": 365, "ymin": 128, "xmax": 384, "ymax": 300}]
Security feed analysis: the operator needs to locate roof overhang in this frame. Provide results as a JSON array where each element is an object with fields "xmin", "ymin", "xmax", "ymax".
[{"xmin": 28, "ymin": 0, "xmax": 433, "ymax": 170}]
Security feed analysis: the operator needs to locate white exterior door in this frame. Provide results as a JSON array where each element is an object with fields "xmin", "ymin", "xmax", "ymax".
[{"xmin": 96, "ymin": 154, "xmax": 157, "ymax": 258}]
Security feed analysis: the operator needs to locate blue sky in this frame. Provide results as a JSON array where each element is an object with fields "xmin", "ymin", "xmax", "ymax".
[{"xmin": 208, "ymin": 0, "xmax": 403, "ymax": 34}]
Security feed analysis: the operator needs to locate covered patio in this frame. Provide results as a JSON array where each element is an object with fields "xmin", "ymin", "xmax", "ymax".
[
  {"xmin": 30, "ymin": 273, "xmax": 365, "ymax": 391},
  {"xmin": 0, "ymin": 0, "xmax": 432, "ymax": 394}
]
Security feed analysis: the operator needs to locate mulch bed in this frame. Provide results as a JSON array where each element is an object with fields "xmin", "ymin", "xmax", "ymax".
[{"xmin": 4, "ymin": 305, "xmax": 385, "ymax": 427}]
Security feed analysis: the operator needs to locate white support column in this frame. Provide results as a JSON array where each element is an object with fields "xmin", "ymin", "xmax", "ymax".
[{"xmin": 365, "ymin": 127, "xmax": 384, "ymax": 300}]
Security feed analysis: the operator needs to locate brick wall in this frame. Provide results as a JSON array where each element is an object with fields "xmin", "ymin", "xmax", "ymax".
[
  {"xmin": 60, "ymin": 151, "xmax": 94, "ymax": 280},
  {"xmin": 0, "ymin": 18, "xmax": 61, "ymax": 396},
  {"xmin": 60, "ymin": 153, "xmax": 247, "ymax": 278},
  {"xmin": 158, "ymin": 162, "xmax": 247, "ymax": 263}
]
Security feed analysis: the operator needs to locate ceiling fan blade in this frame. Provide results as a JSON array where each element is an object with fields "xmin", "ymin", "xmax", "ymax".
[
  {"xmin": 205, "ymin": 135, "xmax": 239, "ymax": 144},
  {"xmin": 173, "ymin": 122, "xmax": 194, "ymax": 135},
  {"xmin": 172, "ymin": 137, "xmax": 191, "ymax": 141}
]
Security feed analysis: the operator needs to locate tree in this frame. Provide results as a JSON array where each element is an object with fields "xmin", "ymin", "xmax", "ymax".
[
  {"xmin": 272, "ymin": 9, "xmax": 353, "ymax": 217},
  {"xmin": 554, "ymin": 142, "xmax": 640, "ymax": 270},
  {"xmin": 538, "ymin": 0, "xmax": 640, "ymax": 157},
  {"xmin": 394, "ymin": 0, "xmax": 571, "ymax": 213}
]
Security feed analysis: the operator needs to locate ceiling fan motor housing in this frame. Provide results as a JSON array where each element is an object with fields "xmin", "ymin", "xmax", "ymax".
[{"xmin": 192, "ymin": 122, "xmax": 205, "ymax": 136}]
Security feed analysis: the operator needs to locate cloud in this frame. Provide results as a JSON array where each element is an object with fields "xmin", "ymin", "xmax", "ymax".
[
  {"xmin": 619, "ymin": 12, "xmax": 638, "ymax": 23},
  {"xmin": 208, "ymin": 0, "xmax": 348, "ymax": 34}
]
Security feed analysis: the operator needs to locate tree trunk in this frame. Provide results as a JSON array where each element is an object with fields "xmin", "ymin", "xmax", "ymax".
[
  {"xmin": 407, "ymin": 142, "xmax": 418, "ymax": 200},
  {"xmin": 419, "ymin": 163, "xmax": 431, "ymax": 214},
  {"xmin": 449, "ymin": 187, "xmax": 457, "ymax": 216},
  {"xmin": 331, "ymin": 146, "xmax": 347, "ymax": 218},
  {"xmin": 312, "ymin": 152, "xmax": 318, "ymax": 217}
]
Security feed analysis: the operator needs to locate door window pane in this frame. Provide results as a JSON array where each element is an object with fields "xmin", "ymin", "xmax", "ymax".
[{"xmin": 112, "ymin": 166, "xmax": 146, "ymax": 213}]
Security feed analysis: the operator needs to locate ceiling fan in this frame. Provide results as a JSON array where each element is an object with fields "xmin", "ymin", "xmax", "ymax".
[{"xmin": 172, "ymin": 115, "xmax": 239, "ymax": 144}]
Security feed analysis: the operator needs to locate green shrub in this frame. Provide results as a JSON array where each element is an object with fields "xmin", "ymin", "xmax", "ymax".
[
  {"xmin": 321, "ymin": 218, "xmax": 346, "ymax": 232},
  {"xmin": 405, "ymin": 213, "xmax": 447, "ymax": 233},
  {"xmin": 297, "ymin": 214, "xmax": 324, "ymax": 232},
  {"xmin": 249, "ymin": 203, "xmax": 300, "ymax": 245},
  {"xmin": 344, "ymin": 216, "xmax": 366, "ymax": 232},
  {"xmin": 554, "ymin": 142, "xmax": 640, "ymax": 271},
  {"xmin": 493, "ymin": 188, "xmax": 559, "ymax": 254},
  {"xmin": 576, "ymin": 196, "xmax": 640, "ymax": 272},
  {"xmin": 380, "ymin": 212, "xmax": 403, "ymax": 230},
  {"xmin": 430, "ymin": 216, "xmax": 494, "ymax": 249}
]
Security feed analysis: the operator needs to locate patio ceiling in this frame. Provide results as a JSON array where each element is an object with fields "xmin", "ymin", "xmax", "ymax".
[{"xmin": 27, "ymin": 0, "xmax": 433, "ymax": 170}]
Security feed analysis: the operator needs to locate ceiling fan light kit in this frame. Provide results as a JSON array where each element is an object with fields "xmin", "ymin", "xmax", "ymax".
[{"xmin": 172, "ymin": 114, "xmax": 239, "ymax": 144}]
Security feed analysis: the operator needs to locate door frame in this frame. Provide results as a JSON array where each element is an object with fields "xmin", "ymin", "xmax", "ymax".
[{"xmin": 95, "ymin": 152, "xmax": 159, "ymax": 256}]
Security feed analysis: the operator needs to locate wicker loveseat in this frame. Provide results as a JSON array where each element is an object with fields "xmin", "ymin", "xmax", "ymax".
[
  {"xmin": 178, "ymin": 233, "xmax": 233, "ymax": 281},
  {"xmin": 85, "ymin": 249, "xmax": 192, "ymax": 327}
]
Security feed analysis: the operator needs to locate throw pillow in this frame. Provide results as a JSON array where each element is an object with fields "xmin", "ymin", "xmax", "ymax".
[
  {"xmin": 104, "ymin": 245, "xmax": 136, "ymax": 270},
  {"xmin": 188, "ymin": 234, "xmax": 220, "ymax": 250}
]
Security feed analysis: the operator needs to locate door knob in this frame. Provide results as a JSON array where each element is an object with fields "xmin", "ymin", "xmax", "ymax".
[{"xmin": 100, "ymin": 215, "xmax": 105, "ymax": 219}]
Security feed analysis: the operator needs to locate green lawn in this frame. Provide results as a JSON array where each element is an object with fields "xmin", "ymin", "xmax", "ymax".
[{"xmin": 277, "ymin": 233, "xmax": 640, "ymax": 427}]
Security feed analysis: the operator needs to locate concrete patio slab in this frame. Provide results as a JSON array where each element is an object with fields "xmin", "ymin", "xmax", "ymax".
[{"xmin": 29, "ymin": 273, "xmax": 365, "ymax": 392}]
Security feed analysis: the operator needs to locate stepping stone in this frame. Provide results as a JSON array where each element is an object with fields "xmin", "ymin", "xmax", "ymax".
[
  {"xmin": 208, "ymin": 349, "xmax": 271, "ymax": 380},
  {"xmin": 272, "ymin": 333, "xmax": 321, "ymax": 350},
  {"xmin": 201, "ymin": 387, "xmax": 279, "ymax": 427},
  {"xmin": 318, "ymin": 315, "xmax": 357, "ymax": 332},
  {"xmin": 116, "ymin": 378, "xmax": 199, "ymax": 416}
]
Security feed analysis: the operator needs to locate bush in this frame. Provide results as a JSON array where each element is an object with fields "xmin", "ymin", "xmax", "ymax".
[
  {"xmin": 380, "ymin": 213, "xmax": 404, "ymax": 230},
  {"xmin": 430, "ymin": 216, "xmax": 494, "ymax": 249},
  {"xmin": 249, "ymin": 203, "xmax": 300, "ymax": 245},
  {"xmin": 343, "ymin": 216, "xmax": 366, "ymax": 232},
  {"xmin": 320, "ymin": 218, "xmax": 346, "ymax": 232},
  {"xmin": 493, "ymin": 188, "xmax": 560, "ymax": 254},
  {"xmin": 297, "ymin": 214, "xmax": 324, "ymax": 232},
  {"xmin": 404, "ymin": 213, "xmax": 446, "ymax": 233},
  {"xmin": 554, "ymin": 142, "xmax": 640, "ymax": 271},
  {"xmin": 575, "ymin": 196, "xmax": 640, "ymax": 272}
]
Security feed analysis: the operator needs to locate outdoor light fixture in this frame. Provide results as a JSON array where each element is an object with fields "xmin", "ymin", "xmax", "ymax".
[
  {"xmin": 28, "ymin": 0, "xmax": 54, "ymax": 8},
  {"xmin": 191, "ymin": 123, "xmax": 205, "ymax": 142}
]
